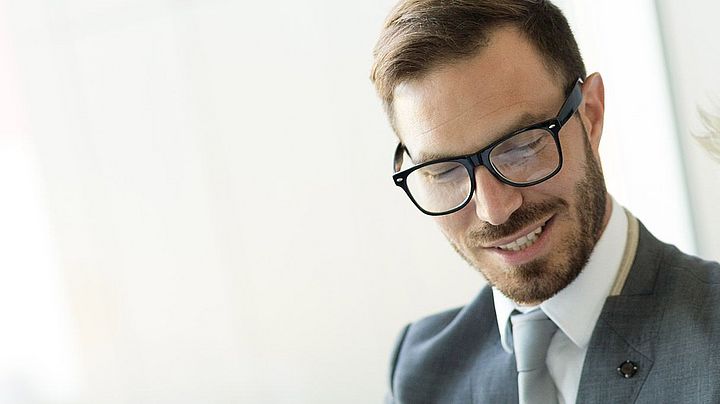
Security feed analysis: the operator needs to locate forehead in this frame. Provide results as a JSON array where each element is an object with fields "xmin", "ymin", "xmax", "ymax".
[{"xmin": 392, "ymin": 26, "xmax": 564, "ymax": 161}]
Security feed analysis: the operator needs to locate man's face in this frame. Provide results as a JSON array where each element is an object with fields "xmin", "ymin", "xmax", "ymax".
[{"xmin": 391, "ymin": 26, "xmax": 611, "ymax": 305}]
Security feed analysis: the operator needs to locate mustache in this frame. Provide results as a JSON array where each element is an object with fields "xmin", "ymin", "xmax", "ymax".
[{"xmin": 467, "ymin": 198, "xmax": 567, "ymax": 245}]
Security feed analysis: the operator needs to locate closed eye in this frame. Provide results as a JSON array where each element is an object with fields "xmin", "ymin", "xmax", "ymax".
[{"xmin": 419, "ymin": 163, "xmax": 466, "ymax": 183}]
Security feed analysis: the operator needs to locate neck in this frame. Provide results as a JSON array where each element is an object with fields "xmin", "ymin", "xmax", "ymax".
[{"xmin": 595, "ymin": 192, "xmax": 613, "ymax": 241}]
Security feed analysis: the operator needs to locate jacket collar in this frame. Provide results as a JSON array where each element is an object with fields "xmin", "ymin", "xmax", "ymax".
[{"xmin": 576, "ymin": 221, "xmax": 667, "ymax": 402}]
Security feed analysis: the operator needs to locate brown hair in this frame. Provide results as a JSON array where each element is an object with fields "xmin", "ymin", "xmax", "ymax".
[{"xmin": 370, "ymin": 0, "xmax": 586, "ymax": 124}]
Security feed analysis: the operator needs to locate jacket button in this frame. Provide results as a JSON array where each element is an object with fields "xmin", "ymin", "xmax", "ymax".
[{"xmin": 617, "ymin": 360, "xmax": 638, "ymax": 379}]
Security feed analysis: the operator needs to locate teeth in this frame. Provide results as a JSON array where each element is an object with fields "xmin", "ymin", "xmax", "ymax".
[{"xmin": 498, "ymin": 226, "xmax": 543, "ymax": 251}]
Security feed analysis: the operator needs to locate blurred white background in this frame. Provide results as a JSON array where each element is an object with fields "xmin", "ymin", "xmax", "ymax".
[{"xmin": 0, "ymin": 0, "xmax": 718, "ymax": 403}]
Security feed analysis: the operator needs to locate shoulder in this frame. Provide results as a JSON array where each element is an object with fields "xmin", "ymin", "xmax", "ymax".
[
  {"xmin": 387, "ymin": 285, "xmax": 500, "ymax": 378},
  {"xmin": 638, "ymin": 223, "xmax": 720, "ymax": 292},
  {"xmin": 663, "ymin": 243, "xmax": 720, "ymax": 285},
  {"xmin": 403, "ymin": 305, "xmax": 464, "ymax": 340},
  {"xmin": 386, "ymin": 286, "xmax": 501, "ymax": 400},
  {"xmin": 629, "ymin": 221, "xmax": 720, "ymax": 293},
  {"xmin": 400, "ymin": 285, "xmax": 496, "ymax": 346},
  {"xmin": 386, "ymin": 304, "xmax": 466, "ymax": 386},
  {"xmin": 658, "ymin": 242, "xmax": 720, "ymax": 319},
  {"xmin": 386, "ymin": 304, "xmax": 467, "ymax": 381}
]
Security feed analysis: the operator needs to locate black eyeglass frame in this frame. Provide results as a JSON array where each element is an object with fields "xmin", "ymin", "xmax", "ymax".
[{"xmin": 392, "ymin": 78, "xmax": 584, "ymax": 216}]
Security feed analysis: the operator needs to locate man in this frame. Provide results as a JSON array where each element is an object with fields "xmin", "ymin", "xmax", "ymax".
[{"xmin": 370, "ymin": 1, "xmax": 720, "ymax": 403}]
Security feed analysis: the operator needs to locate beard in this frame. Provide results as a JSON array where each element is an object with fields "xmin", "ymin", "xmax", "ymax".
[{"xmin": 453, "ymin": 131, "xmax": 607, "ymax": 304}]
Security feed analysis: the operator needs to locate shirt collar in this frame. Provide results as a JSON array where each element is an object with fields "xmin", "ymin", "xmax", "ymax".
[{"xmin": 494, "ymin": 197, "xmax": 628, "ymax": 353}]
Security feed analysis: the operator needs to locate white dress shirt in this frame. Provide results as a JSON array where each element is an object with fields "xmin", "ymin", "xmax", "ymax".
[{"xmin": 493, "ymin": 197, "xmax": 628, "ymax": 404}]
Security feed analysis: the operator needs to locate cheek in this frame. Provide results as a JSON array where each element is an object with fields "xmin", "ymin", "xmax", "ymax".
[
  {"xmin": 434, "ymin": 211, "xmax": 473, "ymax": 242},
  {"xmin": 554, "ymin": 144, "xmax": 588, "ymax": 183},
  {"xmin": 510, "ymin": 176, "xmax": 576, "ymax": 214},
  {"xmin": 558, "ymin": 125, "xmax": 592, "ymax": 166}
]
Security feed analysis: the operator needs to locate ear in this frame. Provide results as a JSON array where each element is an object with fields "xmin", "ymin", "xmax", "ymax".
[{"xmin": 579, "ymin": 73, "xmax": 605, "ymax": 156}]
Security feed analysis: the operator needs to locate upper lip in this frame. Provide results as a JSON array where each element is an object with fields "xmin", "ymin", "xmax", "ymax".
[{"xmin": 484, "ymin": 215, "xmax": 553, "ymax": 248}]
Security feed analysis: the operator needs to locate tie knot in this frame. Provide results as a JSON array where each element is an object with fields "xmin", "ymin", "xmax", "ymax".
[{"xmin": 510, "ymin": 310, "xmax": 558, "ymax": 372}]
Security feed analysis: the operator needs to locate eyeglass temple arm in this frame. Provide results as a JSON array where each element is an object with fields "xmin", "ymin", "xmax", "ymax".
[{"xmin": 557, "ymin": 78, "xmax": 584, "ymax": 125}]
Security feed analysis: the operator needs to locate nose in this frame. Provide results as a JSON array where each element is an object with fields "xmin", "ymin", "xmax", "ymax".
[{"xmin": 471, "ymin": 167, "xmax": 522, "ymax": 225}]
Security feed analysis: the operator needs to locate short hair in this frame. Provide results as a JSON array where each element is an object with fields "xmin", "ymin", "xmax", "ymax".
[{"xmin": 370, "ymin": 0, "xmax": 586, "ymax": 125}]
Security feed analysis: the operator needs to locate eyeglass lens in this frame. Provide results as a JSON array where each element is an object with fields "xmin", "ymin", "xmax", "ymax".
[
  {"xmin": 489, "ymin": 128, "xmax": 559, "ymax": 183},
  {"xmin": 405, "ymin": 161, "xmax": 471, "ymax": 214},
  {"xmin": 405, "ymin": 128, "xmax": 559, "ymax": 214}
]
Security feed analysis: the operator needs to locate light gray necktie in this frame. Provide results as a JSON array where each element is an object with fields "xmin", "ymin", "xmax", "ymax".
[{"xmin": 510, "ymin": 309, "xmax": 559, "ymax": 404}]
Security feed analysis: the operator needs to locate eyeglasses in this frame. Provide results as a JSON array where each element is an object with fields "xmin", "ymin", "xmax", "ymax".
[{"xmin": 392, "ymin": 78, "xmax": 584, "ymax": 216}]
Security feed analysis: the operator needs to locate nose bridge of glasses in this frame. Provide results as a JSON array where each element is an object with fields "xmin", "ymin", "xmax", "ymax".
[{"xmin": 468, "ymin": 151, "xmax": 498, "ymax": 183}]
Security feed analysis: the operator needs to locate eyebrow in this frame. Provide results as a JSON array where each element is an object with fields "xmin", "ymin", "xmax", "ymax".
[{"xmin": 411, "ymin": 111, "xmax": 550, "ymax": 165}]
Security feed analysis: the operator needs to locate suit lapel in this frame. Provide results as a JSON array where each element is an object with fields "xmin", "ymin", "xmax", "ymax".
[{"xmin": 576, "ymin": 222, "xmax": 667, "ymax": 402}]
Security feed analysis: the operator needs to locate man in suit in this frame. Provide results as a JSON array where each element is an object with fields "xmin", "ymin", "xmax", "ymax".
[{"xmin": 370, "ymin": 1, "xmax": 720, "ymax": 403}]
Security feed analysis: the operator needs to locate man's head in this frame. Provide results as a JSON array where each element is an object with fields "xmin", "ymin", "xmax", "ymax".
[
  {"xmin": 371, "ymin": 0, "xmax": 586, "ymax": 127},
  {"xmin": 371, "ymin": 0, "xmax": 611, "ymax": 305}
]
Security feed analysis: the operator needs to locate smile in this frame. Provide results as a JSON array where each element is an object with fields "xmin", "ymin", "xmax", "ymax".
[{"xmin": 496, "ymin": 224, "xmax": 545, "ymax": 252}]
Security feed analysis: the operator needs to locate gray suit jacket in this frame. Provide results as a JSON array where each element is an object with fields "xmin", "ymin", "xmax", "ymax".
[{"xmin": 386, "ymin": 223, "xmax": 720, "ymax": 403}]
